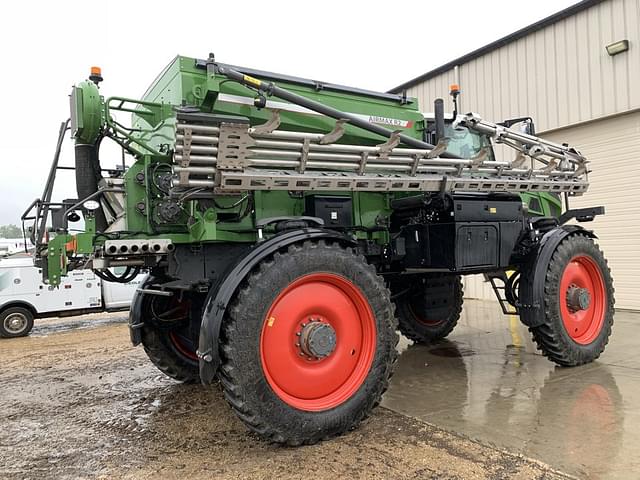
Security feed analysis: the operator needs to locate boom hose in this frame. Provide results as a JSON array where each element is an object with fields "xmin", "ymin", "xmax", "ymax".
[{"xmin": 74, "ymin": 144, "xmax": 107, "ymax": 231}]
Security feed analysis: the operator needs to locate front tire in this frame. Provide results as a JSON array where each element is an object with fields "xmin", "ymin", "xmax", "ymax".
[
  {"xmin": 523, "ymin": 234, "xmax": 614, "ymax": 366},
  {"xmin": 138, "ymin": 292, "xmax": 201, "ymax": 383},
  {"xmin": 220, "ymin": 241, "xmax": 398, "ymax": 445},
  {"xmin": 394, "ymin": 274, "xmax": 463, "ymax": 344},
  {"xmin": 0, "ymin": 307, "xmax": 34, "ymax": 338}
]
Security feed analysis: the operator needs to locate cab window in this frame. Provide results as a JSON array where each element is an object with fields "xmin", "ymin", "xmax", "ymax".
[
  {"xmin": 528, "ymin": 196, "xmax": 543, "ymax": 215},
  {"xmin": 444, "ymin": 124, "xmax": 494, "ymax": 161}
]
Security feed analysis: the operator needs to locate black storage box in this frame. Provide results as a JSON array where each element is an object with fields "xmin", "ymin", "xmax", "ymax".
[
  {"xmin": 399, "ymin": 195, "xmax": 524, "ymax": 272},
  {"xmin": 305, "ymin": 195, "xmax": 353, "ymax": 228}
]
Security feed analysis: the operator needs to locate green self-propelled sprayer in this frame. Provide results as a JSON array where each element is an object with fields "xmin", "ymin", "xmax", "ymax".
[{"xmin": 23, "ymin": 54, "xmax": 614, "ymax": 445}]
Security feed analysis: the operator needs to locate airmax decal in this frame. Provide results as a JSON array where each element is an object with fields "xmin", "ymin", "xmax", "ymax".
[
  {"xmin": 360, "ymin": 115, "xmax": 413, "ymax": 128},
  {"xmin": 217, "ymin": 94, "xmax": 414, "ymax": 129}
]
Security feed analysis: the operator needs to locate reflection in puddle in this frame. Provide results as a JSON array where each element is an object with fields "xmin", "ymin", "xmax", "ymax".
[
  {"xmin": 383, "ymin": 301, "xmax": 631, "ymax": 479},
  {"xmin": 429, "ymin": 344, "xmax": 476, "ymax": 358}
]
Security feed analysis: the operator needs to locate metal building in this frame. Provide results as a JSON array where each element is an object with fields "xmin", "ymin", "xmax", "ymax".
[{"xmin": 391, "ymin": 0, "xmax": 640, "ymax": 310}]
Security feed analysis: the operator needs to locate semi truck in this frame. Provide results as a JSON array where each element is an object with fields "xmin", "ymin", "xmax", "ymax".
[
  {"xmin": 22, "ymin": 54, "xmax": 614, "ymax": 445},
  {"xmin": 0, "ymin": 254, "xmax": 142, "ymax": 338}
]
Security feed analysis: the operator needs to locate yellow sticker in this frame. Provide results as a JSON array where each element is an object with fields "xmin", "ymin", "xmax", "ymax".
[
  {"xmin": 267, "ymin": 316, "xmax": 276, "ymax": 327},
  {"xmin": 243, "ymin": 74, "xmax": 262, "ymax": 87},
  {"xmin": 489, "ymin": 207, "xmax": 497, "ymax": 214}
]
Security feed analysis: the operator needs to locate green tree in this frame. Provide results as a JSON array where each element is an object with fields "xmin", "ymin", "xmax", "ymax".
[{"xmin": 0, "ymin": 224, "xmax": 22, "ymax": 238}]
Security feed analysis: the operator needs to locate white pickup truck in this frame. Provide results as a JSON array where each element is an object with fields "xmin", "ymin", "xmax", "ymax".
[{"xmin": 0, "ymin": 255, "xmax": 143, "ymax": 338}]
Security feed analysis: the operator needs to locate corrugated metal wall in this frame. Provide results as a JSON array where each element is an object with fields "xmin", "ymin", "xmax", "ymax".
[
  {"xmin": 405, "ymin": 0, "xmax": 640, "ymax": 309},
  {"xmin": 544, "ymin": 112, "xmax": 640, "ymax": 310},
  {"xmin": 464, "ymin": 112, "xmax": 640, "ymax": 310},
  {"xmin": 406, "ymin": 0, "xmax": 639, "ymax": 133}
]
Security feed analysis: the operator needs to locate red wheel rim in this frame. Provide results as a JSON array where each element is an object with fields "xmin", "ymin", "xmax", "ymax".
[
  {"xmin": 559, "ymin": 255, "xmax": 606, "ymax": 345},
  {"xmin": 260, "ymin": 273, "xmax": 376, "ymax": 411},
  {"xmin": 169, "ymin": 332, "xmax": 199, "ymax": 361}
]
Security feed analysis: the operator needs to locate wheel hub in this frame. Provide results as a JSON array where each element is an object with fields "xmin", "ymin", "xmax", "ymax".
[
  {"xmin": 298, "ymin": 320, "xmax": 337, "ymax": 359},
  {"xmin": 260, "ymin": 272, "xmax": 377, "ymax": 411},
  {"xmin": 5, "ymin": 314, "xmax": 27, "ymax": 333},
  {"xmin": 566, "ymin": 284, "xmax": 591, "ymax": 312},
  {"xmin": 559, "ymin": 255, "xmax": 606, "ymax": 345}
]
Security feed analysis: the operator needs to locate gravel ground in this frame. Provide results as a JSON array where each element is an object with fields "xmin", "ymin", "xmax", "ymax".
[{"xmin": 0, "ymin": 313, "xmax": 573, "ymax": 480}]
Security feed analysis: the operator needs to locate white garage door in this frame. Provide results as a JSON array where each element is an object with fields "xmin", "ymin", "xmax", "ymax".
[{"xmin": 464, "ymin": 111, "xmax": 640, "ymax": 311}]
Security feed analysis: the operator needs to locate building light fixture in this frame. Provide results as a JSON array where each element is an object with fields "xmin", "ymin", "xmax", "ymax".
[{"xmin": 606, "ymin": 40, "xmax": 629, "ymax": 56}]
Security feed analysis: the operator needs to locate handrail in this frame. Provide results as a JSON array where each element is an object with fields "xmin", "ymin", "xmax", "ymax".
[
  {"xmin": 105, "ymin": 96, "xmax": 173, "ymax": 157},
  {"xmin": 63, "ymin": 188, "xmax": 126, "ymax": 217}
]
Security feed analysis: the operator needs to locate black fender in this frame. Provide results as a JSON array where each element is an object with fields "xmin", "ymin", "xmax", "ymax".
[
  {"xmin": 519, "ymin": 225, "xmax": 596, "ymax": 327},
  {"xmin": 128, "ymin": 274, "xmax": 154, "ymax": 345},
  {"xmin": 197, "ymin": 228, "xmax": 356, "ymax": 384}
]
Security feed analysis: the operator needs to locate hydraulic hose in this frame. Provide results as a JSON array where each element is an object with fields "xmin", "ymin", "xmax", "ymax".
[
  {"xmin": 75, "ymin": 143, "xmax": 107, "ymax": 231},
  {"xmin": 216, "ymin": 64, "xmax": 456, "ymax": 158}
]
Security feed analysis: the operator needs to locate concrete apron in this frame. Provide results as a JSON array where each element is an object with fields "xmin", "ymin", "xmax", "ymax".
[{"xmin": 382, "ymin": 299, "xmax": 640, "ymax": 479}]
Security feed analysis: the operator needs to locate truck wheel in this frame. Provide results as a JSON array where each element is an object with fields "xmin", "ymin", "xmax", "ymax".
[
  {"xmin": 524, "ymin": 234, "xmax": 614, "ymax": 366},
  {"xmin": 395, "ymin": 275, "xmax": 463, "ymax": 343},
  {"xmin": 219, "ymin": 240, "xmax": 398, "ymax": 445},
  {"xmin": 0, "ymin": 307, "xmax": 34, "ymax": 338},
  {"xmin": 139, "ymin": 293, "xmax": 200, "ymax": 383}
]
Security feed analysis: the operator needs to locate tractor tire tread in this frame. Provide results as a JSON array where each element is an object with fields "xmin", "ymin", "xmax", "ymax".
[
  {"xmin": 529, "ymin": 233, "xmax": 614, "ymax": 366},
  {"xmin": 141, "ymin": 327, "xmax": 200, "ymax": 383},
  {"xmin": 396, "ymin": 275, "xmax": 464, "ymax": 344},
  {"xmin": 219, "ymin": 240, "xmax": 397, "ymax": 445}
]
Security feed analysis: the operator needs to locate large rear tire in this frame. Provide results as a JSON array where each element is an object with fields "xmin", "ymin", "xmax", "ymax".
[
  {"xmin": 139, "ymin": 292, "xmax": 201, "ymax": 383},
  {"xmin": 523, "ymin": 234, "xmax": 614, "ymax": 366},
  {"xmin": 394, "ymin": 274, "xmax": 463, "ymax": 344},
  {"xmin": 219, "ymin": 241, "xmax": 398, "ymax": 445}
]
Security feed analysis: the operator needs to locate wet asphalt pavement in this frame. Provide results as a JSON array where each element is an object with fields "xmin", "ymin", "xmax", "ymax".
[
  {"xmin": 2, "ymin": 302, "xmax": 635, "ymax": 479},
  {"xmin": 383, "ymin": 301, "xmax": 640, "ymax": 480}
]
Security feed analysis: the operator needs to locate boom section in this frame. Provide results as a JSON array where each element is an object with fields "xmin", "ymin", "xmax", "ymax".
[{"xmin": 172, "ymin": 111, "xmax": 589, "ymax": 195}]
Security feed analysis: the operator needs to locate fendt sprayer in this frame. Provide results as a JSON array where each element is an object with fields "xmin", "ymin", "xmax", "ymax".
[{"xmin": 23, "ymin": 54, "xmax": 614, "ymax": 445}]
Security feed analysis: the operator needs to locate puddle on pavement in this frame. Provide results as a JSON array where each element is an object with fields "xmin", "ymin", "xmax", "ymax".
[
  {"xmin": 429, "ymin": 344, "xmax": 476, "ymax": 358},
  {"xmin": 383, "ymin": 300, "xmax": 640, "ymax": 480}
]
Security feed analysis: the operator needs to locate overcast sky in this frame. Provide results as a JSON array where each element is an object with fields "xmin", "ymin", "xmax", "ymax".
[{"xmin": 0, "ymin": 0, "xmax": 579, "ymax": 226}]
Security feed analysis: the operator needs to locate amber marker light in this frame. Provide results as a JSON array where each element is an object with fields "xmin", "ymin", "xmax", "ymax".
[{"xmin": 89, "ymin": 66, "xmax": 103, "ymax": 84}]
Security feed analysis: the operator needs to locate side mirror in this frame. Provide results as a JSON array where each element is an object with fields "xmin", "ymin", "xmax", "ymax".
[{"xmin": 499, "ymin": 117, "xmax": 536, "ymax": 136}]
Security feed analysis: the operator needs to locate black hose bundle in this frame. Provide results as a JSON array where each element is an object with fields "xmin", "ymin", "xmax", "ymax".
[
  {"xmin": 75, "ymin": 142, "xmax": 107, "ymax": 232},
  {"xmin": 93, "ymin": 266, "xmax": 141, "ymax": 283}
]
